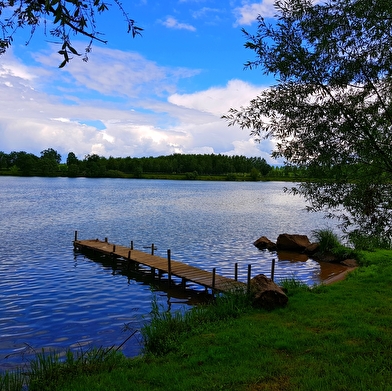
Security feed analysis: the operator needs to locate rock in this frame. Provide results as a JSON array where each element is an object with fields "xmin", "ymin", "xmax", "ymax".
[
  {"xmin": 304, "ymin": 242, "xmax": 320, "ymax": 255},
  {"xmin": 250, "ymin": 274, "xmax": 288, "ymax": 310},
  {"xmin": 253, "ymin": 236, "xmax": 277, "ymax": 251},
  {"xmin": 276, "ymin": 233, "xmax": 312, "ymax": 251},
  {"xmin": 312, "ymin": 251, "xmax": 339, "ymax": 263},
  {"xmin": 341, "ymin": 259, "xmax": 358, "ymax": 268}
]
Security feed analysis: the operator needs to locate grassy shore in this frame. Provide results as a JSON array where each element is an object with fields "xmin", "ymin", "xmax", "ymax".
[{"xmin": 4, "ymin": 250, "xmax": 392, "ymax": 390}]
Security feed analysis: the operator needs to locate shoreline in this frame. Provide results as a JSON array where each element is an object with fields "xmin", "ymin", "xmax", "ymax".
[{"xmin": 322, "ymin": 266, "xmax": 358, "ymax": 285}]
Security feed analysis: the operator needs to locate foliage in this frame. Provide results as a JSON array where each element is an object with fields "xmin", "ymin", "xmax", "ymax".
[
  {"xmin": 348, "ymin": 230, "xmax": 392, "ymax": 251},
  {"xmin": 312, "ymin": 228, "xmax": 356, "ymax": 260},
  {"xmin": 278, "ymin": 277, "xmax": 310, "ymax": 295},
  {"xmin": 312, "ymin": 229, "xmax": 342, "ymax": 253},
  {"xmin": 141, "ymin": 290, "xmax": 253, "ymax": 356},
  {"xmin": 0, "ymin": 150, "xmax": 273, "ymax": 179},
  {"xmin": 224, "ymin": 0, "xmax": 392, "ymax": 242},
  {"xmin": 0, "ymin": 0, "xmax": 142, "ymax": 67}
]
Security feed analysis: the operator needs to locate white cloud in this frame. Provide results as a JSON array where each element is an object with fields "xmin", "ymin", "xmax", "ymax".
[
  {"xmin": 161, "ymin": 17, "xmax": 196, "ymax": 31},
  {"xmin": 0, "ymin": 50, "xmax": 278, "ymax": 164},
  {"xmin": 168, "ymin": 79, "xmax": 264, "ymax": 116},
  {"xmin": 34, "ymin": 46, "xmax": 201, "ymax": 99},
  {"xmin": 233, "ymin": 0, "xmax": 277, "ymax": 26}
]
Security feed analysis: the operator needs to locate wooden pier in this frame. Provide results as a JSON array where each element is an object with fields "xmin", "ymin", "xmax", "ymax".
[{"xmin": 73, "ymin": 233, "xmax": 247, "ymax": 293}]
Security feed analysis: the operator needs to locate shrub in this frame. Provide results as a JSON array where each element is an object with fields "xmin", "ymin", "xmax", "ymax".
[{"xmin": 312, "ymin": 229, "xmax": 356, "ymax": 261}]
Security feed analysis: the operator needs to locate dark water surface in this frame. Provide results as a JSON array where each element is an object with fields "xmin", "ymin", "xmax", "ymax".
[{"xmin": 0, "ymin": 177, "xmax": 343, "ymax": 370}]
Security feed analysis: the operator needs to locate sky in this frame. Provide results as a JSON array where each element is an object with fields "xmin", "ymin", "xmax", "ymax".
[{"xmin": 0, "ymin": 0, "xmax": 281, "ymax": 164}]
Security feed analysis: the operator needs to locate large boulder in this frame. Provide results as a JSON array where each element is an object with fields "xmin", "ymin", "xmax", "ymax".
[
  {"xmin": 304, "ymin": 242, "xmax": 320, "ymax": 255},
  {"xmin": 253, "ymin": 236, "xmax": 277, "ymax": 251},
  {"xmin": 250, "ymin": 274, "xmax": 288, "ymax": 310},
  {"xmin": 276, "ymin": 234, "xmax": 311, "ymax": 251}
]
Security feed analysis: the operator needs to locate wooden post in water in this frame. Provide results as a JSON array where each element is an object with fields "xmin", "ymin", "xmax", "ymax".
[
  {"xmin": 247, "ymin": 264, "xmax": 252, "ymax": 293},
  {"xmin": 151, "ymin": 244, "xmax": 155, "ymax": 255},
  {"xmin": 212, "ymin": 268, "xmax": 216, "ymax": 290},
  {"xmin": 74, "ymin": 231, "xmax": 78, "ymax": 241},
  {"xmin": 234, "ymin": 263, "xmax": 238, "ymax": 281},
  {"xmin": 151, "ymin": 267, "xmax": 155, "ymax": 280},
  {"xmin": 167, "ymin": 249, "xmax": 172, "ymax": 287},
  {"xmin": 271, "ymin": 258, "xmax": 276, "ymax": 281},
  {"xmin": 127, "ymin": 251, "xmax": 131, "ymax": 272},
  {"xmin": 113, "ymin": 245, "xmax": 116, "ymax": 253},
  {"xmin": 105, "ymin": 237, "xmax": 108, "ymax": 243},
  {"xmin": 130, "ymin": 241, "xmax": 134, "ymax": 250}
]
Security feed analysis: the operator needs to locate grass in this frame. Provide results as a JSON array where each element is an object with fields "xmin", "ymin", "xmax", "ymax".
[
  {"xmin": 2, "ymin": 250, "xmax": 392, "ymax": 390},
  {"xmin": 312, "ymin": 228, "xmax": 357, "ymax": 261}
]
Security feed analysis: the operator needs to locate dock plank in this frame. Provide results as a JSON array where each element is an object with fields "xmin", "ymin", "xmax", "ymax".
[{"xmin": 74, "ymin": 239, "xmax": 245, "ymax": 292}]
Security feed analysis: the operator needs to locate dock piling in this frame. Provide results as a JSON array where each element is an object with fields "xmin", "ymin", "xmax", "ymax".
[
  {"xmin": 247, "ymin": 264, "xmax": 252, "ymax": 293},
  {"xmin": 271, "ymin": 258, "xmax": 276, "ymax": 281},
  {"xmin": 167, "ymin": 249, "xmax": 172, "ymax": 287}
]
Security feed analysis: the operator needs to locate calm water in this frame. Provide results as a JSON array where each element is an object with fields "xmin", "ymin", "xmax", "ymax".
[{"xmin": 0, "ymin": 177, "xmax": 342, "ymax": 370}]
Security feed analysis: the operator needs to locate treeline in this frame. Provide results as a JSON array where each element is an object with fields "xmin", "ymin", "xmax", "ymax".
[{"xmin": 0, "ymin": 148, "xmax": 302, "ymax": 180}]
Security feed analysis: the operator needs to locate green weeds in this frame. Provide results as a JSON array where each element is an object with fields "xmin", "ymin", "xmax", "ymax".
[
  {"xmin": 0, "ymin": 340, "xmax": 134, "ymax": 391},
  {"xmin": 312, "ymin": 228, "xmax": 357, "ymax": 260},
  {"xmin": 141, "ymin": 289, "xmax": 253, "ymax": 356}
]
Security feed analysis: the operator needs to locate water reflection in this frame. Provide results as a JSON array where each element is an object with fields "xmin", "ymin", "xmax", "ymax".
[{"xmin": 276, "ymin": 250, "xmax": 349, "ymax": 281}]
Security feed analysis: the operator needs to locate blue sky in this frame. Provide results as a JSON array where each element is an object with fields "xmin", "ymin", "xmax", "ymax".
[{"xmin": 0, "ymin": 0, "xmax": 280, "ymax": 163}]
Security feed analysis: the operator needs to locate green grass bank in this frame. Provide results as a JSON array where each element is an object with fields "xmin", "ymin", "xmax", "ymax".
[{"xmin": 4, "ymin": 250, "xmax": 392, "ymax": 390}]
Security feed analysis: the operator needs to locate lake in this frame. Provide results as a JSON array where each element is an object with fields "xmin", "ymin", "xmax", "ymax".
[{"xmin": 0, "ymin": 177, "xmax": 343, "ymax": 371}]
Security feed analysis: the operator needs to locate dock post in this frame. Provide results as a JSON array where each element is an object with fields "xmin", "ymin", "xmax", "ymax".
[
  {"xmin": 130, "ymin": 241, "xmax": 134, "ymax": 250},
  {"xmin": 105, "ymin": 237, "xmax": 108, "ymax": 243},
  {"xmin": 167, "ymin": 249, "xmax": 172, "ymax": 287},
  {"xmin": 113, "ymin": 245, "xmax": 116, "ymax": 253},
  {"xmin": 74, "ymin": 231, "xmax": 78, "ymax": 241},
  {"xmin": 212, "ymin": 268, "xmax": 216, "ymax": 290},
  {"xmin": 127, "ymin": 251, "xmax": 131, "ymax": 271},
  {"xmin": 234, "ymin": 263, "xmax": 238, "ymax": 281},
  {"xmin": 271, "ymin": 258, "xmax": 276, "ymax": 281},
  {"xmin": 247, "ymin": 264, "xmax": 252, "ymax": 293},
  {"xmin": 151, "ymin": 267, "xmax": 155, "ymax": 280},
  {"xmin": 151, "ymin": 244, "xmax": 155, "ymax": 255}
]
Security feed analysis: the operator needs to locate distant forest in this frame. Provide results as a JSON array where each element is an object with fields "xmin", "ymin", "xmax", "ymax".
[{"xmin": 0, "ymin": 149, "xmax": 300, "ymax": 180}]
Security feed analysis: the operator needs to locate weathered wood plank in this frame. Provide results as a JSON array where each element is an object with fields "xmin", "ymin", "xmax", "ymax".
[{"xmin": 74, "ymin": 239, "xmax": 245, "ymax": 292}]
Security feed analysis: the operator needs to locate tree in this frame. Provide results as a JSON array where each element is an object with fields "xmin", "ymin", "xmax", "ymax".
[
  {"xmin": 224, "ymin": 0, "xmax": 392, "ymax": 244},
  {"xmin": 0, "ymin": 0, "xmax": 142, "ymax": 67},
  {"xmin": 40, "ymin": 148, "xmax": 61, "ymax": 175},
  {"xmin": 41, "ymin": 148, "xmax": 61, "ymax": 164}
]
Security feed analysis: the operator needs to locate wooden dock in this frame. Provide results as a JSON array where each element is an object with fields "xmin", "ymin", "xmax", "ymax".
[{"xmin": 73, "ymin": 234, "xmax": 246, "ymax": 293}]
